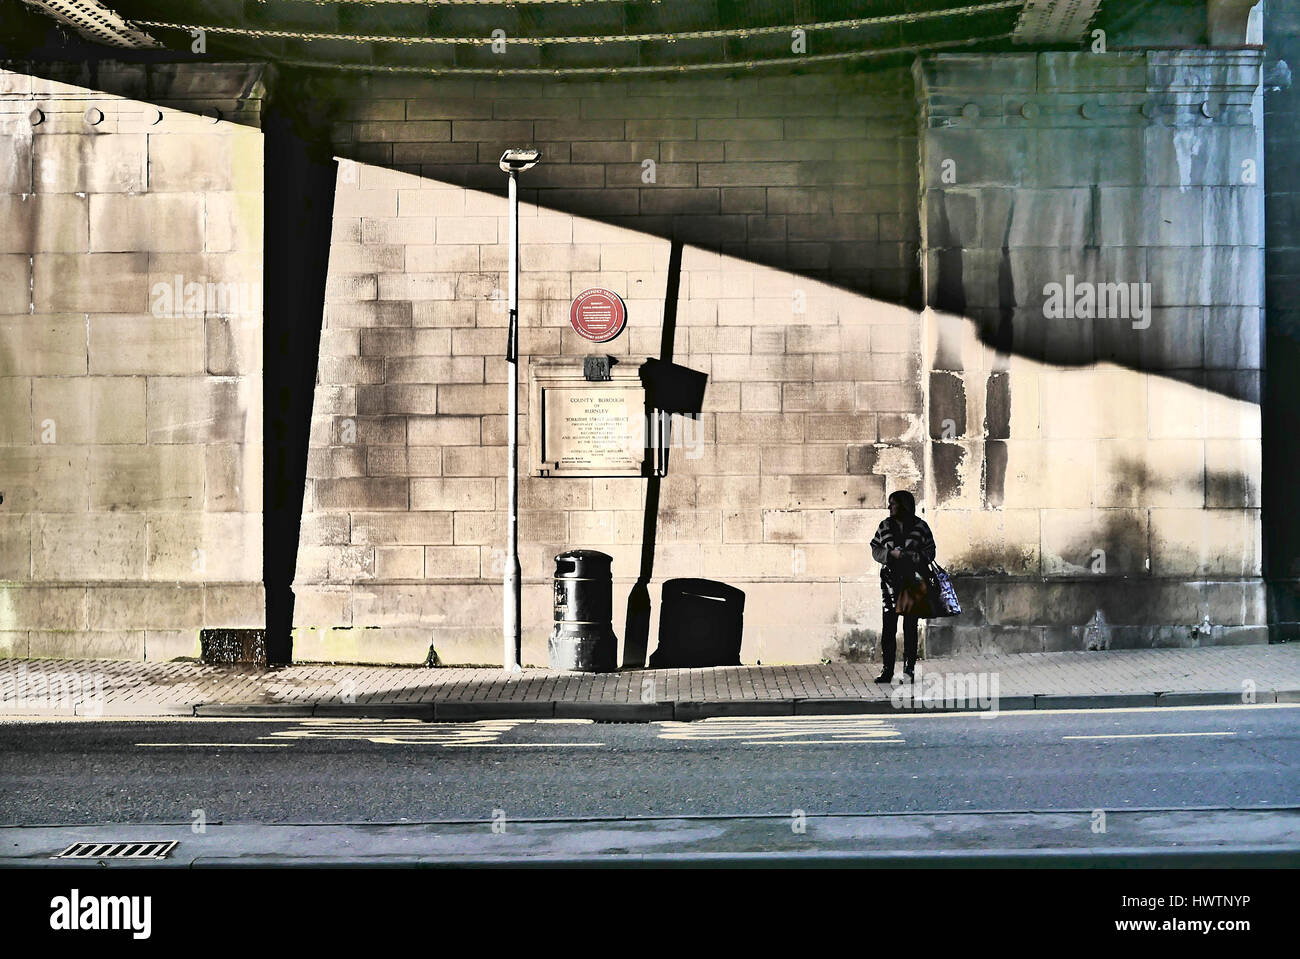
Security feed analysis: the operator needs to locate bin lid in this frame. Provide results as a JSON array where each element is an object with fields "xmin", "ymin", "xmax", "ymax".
[
  {"xmin": 554, "ymin": 549, "xmax": 614, "ymax": 574},
  {"xmin": 661, "ymin": 577, "xmax": 745, "ymax": 605}
]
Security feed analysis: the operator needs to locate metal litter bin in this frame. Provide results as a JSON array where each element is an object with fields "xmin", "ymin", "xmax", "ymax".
[
  {"xmin": 649, "ymin": 578, "xmax": 745, "ymax": 668},
  {"xmin": 549, "ymin": 550, "xmax": 617, "ymax": 671}
]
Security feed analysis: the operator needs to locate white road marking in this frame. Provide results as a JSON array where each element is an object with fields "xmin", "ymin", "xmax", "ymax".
[
  {"xmin": 261, "ymin": 718, "xmax": 600, "ymax": 747},
  {"xmin": 442, "ymin": 743, "xmax": 605, "ymax": 748},
  {"xmin": 1063, "ymin": 731, "xmax": 1238, "ymax": 740},
  {"xmin": 657, "ymin": 716, "xmax": 904, "ymax": 744},
  {"xmin": 742, "ymin": 739, "xmax": 906, "ymax": 745},
  {"xmin": 135, "ymin": 743, "xmax": 291, "ymax": 748}
]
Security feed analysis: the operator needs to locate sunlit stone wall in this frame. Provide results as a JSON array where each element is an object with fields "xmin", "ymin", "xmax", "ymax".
[{"xmin": 0, "ymin": 64, "xmax": 266, "ymax": 661}]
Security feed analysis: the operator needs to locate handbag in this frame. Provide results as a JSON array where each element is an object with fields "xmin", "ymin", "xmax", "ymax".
[
  {"xmin": 895, "ymin": 571, "xmax": 931, "ymax": 617},
  {"xmin": 925, "ymin": 561, "xmax": 961, "ymax": 618}
]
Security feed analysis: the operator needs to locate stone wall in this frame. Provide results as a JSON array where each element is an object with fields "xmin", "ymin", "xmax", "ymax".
[
  {"xmin": 0, "ymin": 64, "xmax": 266, "ymax": 660},
  {"xmin": 292, "ymin": 67, "xmax": 925, "ymax": 665},
  {"xmin": 917, "ymin": 51, "xmax": 1266, "ymax": 654},
  {"xmin": 0, "ymin": 47, "xmax": 1273, "ymax": 665}
]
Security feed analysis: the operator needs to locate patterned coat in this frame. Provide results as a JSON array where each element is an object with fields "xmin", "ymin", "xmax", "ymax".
[{"xmin": 870, "ymin": 516, "xmax": 937, "ymax": 614}]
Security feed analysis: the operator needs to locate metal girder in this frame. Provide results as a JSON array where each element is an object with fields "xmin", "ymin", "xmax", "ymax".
[
  {"xmin": 18, "ymin": 0, "xmax": 161, "ymax": 48},
  {"xmin": 1011, "ymin": 0, "xmax": 1104, "ymax": 44}
]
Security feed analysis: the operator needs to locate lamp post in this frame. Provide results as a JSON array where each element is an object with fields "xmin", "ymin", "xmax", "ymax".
[{"xmin": 499, "ymin": 148, "xmax": 540, "ymax": 671}]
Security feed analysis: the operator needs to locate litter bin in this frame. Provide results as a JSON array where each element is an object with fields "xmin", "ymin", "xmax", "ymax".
[
  {"xmin": 649, "ymin": 578, "xmax": 745, "ymax": 668},
  {"xmin": 549, "ymin": 550, "xmax": 617, "ymax": 671}
]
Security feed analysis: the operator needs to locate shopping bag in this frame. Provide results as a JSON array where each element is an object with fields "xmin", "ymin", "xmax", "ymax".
[{"xmin": 926, "ymin": 561, "xmax": 961, "ymax": 618}]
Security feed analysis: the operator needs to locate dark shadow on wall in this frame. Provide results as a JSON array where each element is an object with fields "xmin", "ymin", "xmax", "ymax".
[
  {"xmin": 263, "ymin": 81, "xmax": 337, "ymax": 665},
  {"xmin": 927, "ymin": 187, "xmax": 1262, "ymax": 407},
  {"xmin": 1263, "ymin": 0, "xmax": 1300, "ymax": 639},
  {"xmin": 621, "ymin": 238, "xmax": 684, "ymax": 669},
  {"xmin": 5, "ymin": 53, "xmax": 1284, "ymax": 648}
]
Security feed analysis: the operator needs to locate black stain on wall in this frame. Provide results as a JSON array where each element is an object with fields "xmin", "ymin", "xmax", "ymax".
[
  {"xmin": 984, "ymin": 371, "xmax": 1010, "ymax": 440},
  {"xmin": 931, "ymin": 441, "xmax": 964, "ymax": 505},
  {"xmin": 928, "ymin": 371, "xmax": 966, "ymax": 439},
  {"xmin": 982, "ymin": 439, "xmax": 1006, "ymax": 509}
]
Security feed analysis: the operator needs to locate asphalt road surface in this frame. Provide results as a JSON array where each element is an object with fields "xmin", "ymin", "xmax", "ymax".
[{"xmin": 2, "ymin": 703, "xmax": 1297, "ymax": 825}]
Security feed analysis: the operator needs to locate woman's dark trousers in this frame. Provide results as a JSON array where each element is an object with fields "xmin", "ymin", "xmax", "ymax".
[{"xmin": 881, "ymin": 612, "xmax": 919, "ymax": 676}]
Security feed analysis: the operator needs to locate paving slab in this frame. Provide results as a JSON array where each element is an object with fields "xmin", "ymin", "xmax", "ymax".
[{"xmin": 2, "ymin": 645, "xmax": 1299, "ymax": 721}]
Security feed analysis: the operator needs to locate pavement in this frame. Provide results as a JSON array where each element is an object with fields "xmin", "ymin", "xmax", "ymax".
[
  {"xmin": 8, "ymin": 809, "xmax": 1300, "ymax": 867},
  {"xmin": 2, "ymin": 643, "xmax": 1299, "ymax": 720}
]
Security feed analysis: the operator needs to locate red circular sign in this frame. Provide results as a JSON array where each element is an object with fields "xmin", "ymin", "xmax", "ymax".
[{"xmin": 569, "ymin": 288, "xmax": 627, "ymax": 342}]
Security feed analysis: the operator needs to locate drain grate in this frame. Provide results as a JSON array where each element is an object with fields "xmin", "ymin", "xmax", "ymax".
[{"xmin": 52, "ymin": 841, "xmax": 177, "ymax": 860}]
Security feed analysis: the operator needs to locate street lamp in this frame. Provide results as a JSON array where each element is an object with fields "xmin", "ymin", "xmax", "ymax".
[{"xmin": 499, "ymin": 148, "xmax": 540, "ymax": 671}]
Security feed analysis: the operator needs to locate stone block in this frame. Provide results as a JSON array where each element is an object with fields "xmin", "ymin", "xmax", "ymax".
[
  {"xmin": 1204, "ymin": 439, "xmax": 1261, "ymax": 508},
  {"xmin": 33, "ymin": 133, "xmax": 146, "ymax": 193},
  {"xmin": 204, "ymin": 191, "xmax": 263, "ymax": 254},
  {"xmin": 1095, "ymin": 438, "xmax": 1206, "ymax": 508},
  {"xmin": 1203, "ymin": 306, "xmax": 1261, "ymax": 370},
  {"xmin": 89, "ymin": 446, "xmax": 205, "ymax": 510},
  {"xmin": 927, "ymin": 509, "xmax": 1040, "ymax": 575},
  {"xmin": 201, "ymin": 316, "xmax": 258, "ymax": 377},
  {"xmin": 1034, "ymin": 50, "xmax": 1145, "ymax": 87},
  {"xmin": 0, "ymin": 446, "xmax": 88, "ymax": 511},
  {"xmin": 1149, "ymin": 507, "xmax": 1260, "ymax": 576},
  {"xmin": 206, "ymin": 443, "xmax": 260, "ymax": 512},
  {"xmin": 1038, "ymin": 369, "xmax": 1148, "ymax": 439},
  {"xmin": 1040, "ymin": 508, "xmax": 1148, "ymax": 576},
  {"xmin": 148, "ymin": 131, "xmax": 262, "ymax": 192},
  {"xmin": 33, "ymin": 253, "xmax": 149, "ymax": 313},
  {"xmin": 1001, "ymin": 440, "xmax": 1095, "ymax": 509},
  {"xmin": 89, "ymin": 314, "xmax": 205, "ymax": 375},
  {"xmin": 350, "ymin": 511, "xmax": 453, "ymax": 546},
  {"xmin": 0, "ymin": 584, "xmax": 88, "ymax": 631},
  {"xmin": 0, "ymin": 316, "xmax": 86, "ymax": 376},
  {"xmin": 85, "ymin": 585, "xmax": 206, "ymax": 630},
  {"xmin": 1033, "ymin": 127, "xmax": 1144, "ymax": 187},
  {"xmin": 0, "ymin": 194, "xmax": 88, "ymax": 253},
  {"xmin": 422, "ymin": 546, "xmax": 480, "ymax": 578},
  {"xmin": 0, "ymin": 134, "xmax": 32, "ymax": 194},
  {"xmin": 1149, "ymin": 247, "xmax": 1260, "ymax": 308},
  {"xmin": 315, "ymin": 477, "xmax": 409, "ymax": 511},
  {"xmin": 409, "ymin": 477, "xmax": 494, "ymax": 511},
  {"xmin": 0, "ymin": 631, "xmax": 30, "ymax": 658},
  {"xmin": 147, "ymin": 376, "xmax": 253, "ymax": 444},
  {"xmin": 32, "ymin": 513, "xmax": 147, "ymax": 581},
  {"xmin": 90, "ymin": 194, "xmax": 206, "ymax": 252},
  {"xmin": 924, "ymin": 129, "xmax": 1035, "ymax": 187},
  {"xmin": 1143, "ymin": 125, "xmax": 1257, "ymax": 188},
  {"xmin": 145, "ymin": 513, "xmax": 262, "ymax": 581},
  {"xmin": 32, "ymin": 376, "xmax": 146, "ymax": 444},
  {"xmin": 29, "ymin": 630, "xmax": 144, "ymax": 661},
  {"xmin": 0, "ymin": 515, "xmax": 30, "ymax": 580},
  {"xmin": 144, "ymin": 630, "xmax": 202, "ymax": 661},
  {"xmin": 0, "ymin": 377, "xmax": 31, "ymax": 443}
]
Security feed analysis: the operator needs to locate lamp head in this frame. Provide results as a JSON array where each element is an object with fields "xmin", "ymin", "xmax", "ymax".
[{"xmin": 499, "ymin": 148, "xmax": 541, "ymax": 173}]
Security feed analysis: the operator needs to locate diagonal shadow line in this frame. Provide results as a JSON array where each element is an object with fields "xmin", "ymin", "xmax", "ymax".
[{"xmin": 621, "ymin": 238, "xmax": 684, "ymax": 669}]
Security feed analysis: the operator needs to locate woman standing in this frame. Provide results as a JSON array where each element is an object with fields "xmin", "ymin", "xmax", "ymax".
[{"xmin": 870, "ymin": 490, "xmax": 936, "ymax": 683}]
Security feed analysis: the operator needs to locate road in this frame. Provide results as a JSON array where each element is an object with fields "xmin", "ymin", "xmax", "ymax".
[{"xmin": 2, "ymin": 704, "xmax": 1297, "ymax": 825}]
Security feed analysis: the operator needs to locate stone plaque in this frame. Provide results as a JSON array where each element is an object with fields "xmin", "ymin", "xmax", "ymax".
[{"xmin": 530, "ymin": 358, "xmax": 658, "ymax": 477}]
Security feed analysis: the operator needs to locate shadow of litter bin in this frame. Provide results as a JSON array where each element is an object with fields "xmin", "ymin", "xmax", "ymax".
[{"xmin": 648, "ymin": 578, "xmax": 745, "ymax": 668}]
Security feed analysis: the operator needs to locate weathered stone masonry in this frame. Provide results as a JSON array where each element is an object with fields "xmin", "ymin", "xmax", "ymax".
[
  {"xmin": 292, "ymin": 68, "xmax": 927, "ymax": 665},
  {"xmin": 918, "ymin": 51, "xmax": 1266, "ymax": 655},
  {"xmin": 0, "ymin": 64, "xmax": 265, "ymax": 660},
  {"xmin": 0, "ymin": 41, "xmax": 1277, "ymax": 664}
]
